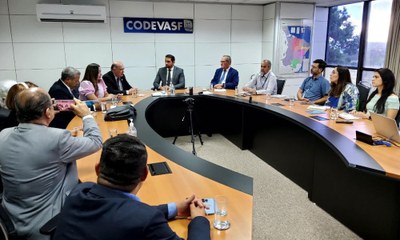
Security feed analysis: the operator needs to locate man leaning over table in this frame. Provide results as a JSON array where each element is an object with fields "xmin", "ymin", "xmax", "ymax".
[
  {"xmin": 243, "ymin": 59, "xmax": 277, "ymax": 95},
  {"xmin": 0, "ymin": 88, "xmax": 102, "ymax": 240},
  {"xmin": 297, "ymin": 59, "xmax": 330, "ymax": 105},
  {"xmin": 211, "ymin": 55, "xmax": 239, "ymax": 90},
  {"xmin": 54, "ymin": 134, "xmax": 211, "ymax": 240}
]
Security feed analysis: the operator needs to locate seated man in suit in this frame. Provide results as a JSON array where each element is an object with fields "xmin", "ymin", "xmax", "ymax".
[
  {"xmin": 49, "ymin": 67, "xmax": 81, "ymax": 129},
  {"xmin": 0, "ymin": 88, "xmax": 102, "ymax": 240},
  {"xmin": 211, "ymin": 55, "xmax": 239, "ymax": 90},
  {"xmin": 243, "ymin": 59, "xmax": 277, "ymax": 95},
  {"xmin": 54, "ymin": 134, "xmax": 211, "ymax": 240},
  {"xmin": 153, "ymin": 54, "xmax": 185, "ymax": 90},
  {"xmin": 103, "ymin": 61, "xmax": 136, "ymax": 95}
]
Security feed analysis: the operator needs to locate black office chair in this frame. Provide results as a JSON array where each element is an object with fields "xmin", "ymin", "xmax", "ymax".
[
  {"xmin": 356, "ymin": 83, "xmax": 370, "ymax": 112},
  {"xmin": 276, "ymin": 79, "xmax": 286, "ymax": 95}
]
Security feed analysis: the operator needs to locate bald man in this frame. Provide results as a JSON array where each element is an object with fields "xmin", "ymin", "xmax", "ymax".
[
  {"xmin": 0, "ymin": 88, "xmax": 102, "ymax": 240},
  {"xmin": 103, "ymin": 61, "xmax": 137, "ymax": 95},
  {"xmin": 243, "ymin": 59, "xmax": 277, "ymax": 95}
]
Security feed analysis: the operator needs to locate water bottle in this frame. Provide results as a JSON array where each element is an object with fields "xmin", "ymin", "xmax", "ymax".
[
  {"xmin": 127, "ymin": 118, "xmax": 137, "ymax": 137},
  {"xmin": 169, "ymin": 82, "xmax": 175, "ymax": 96},
  {"xmin": 235, "ymin": 86, "xmax": 239, "ymax": 96}
]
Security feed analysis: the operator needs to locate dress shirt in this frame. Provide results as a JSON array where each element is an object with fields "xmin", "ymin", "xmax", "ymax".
[
  {"xmin": 220, "ymin": 67, "xmax": 230, "ymax": 85},
  {"xmin": 245, "ymin": 70, "xmax": 277, "ymax": 95},
  {"xmin": 166, "ymin": 67, "xmax": 174, "ymax": 86}
]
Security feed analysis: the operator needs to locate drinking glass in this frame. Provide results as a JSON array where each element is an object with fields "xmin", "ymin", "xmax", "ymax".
[{"xmin": 213, "ymin": 196, "xmax": 230, "ymax": 230}]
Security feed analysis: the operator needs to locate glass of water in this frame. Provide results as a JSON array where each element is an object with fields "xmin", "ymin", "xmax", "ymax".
[
  {"xmin": 289, "ymin": 96, "xmax": 295, "ymax": 106},
  {"xmin": 213, "ymin": 195, "xmax": 230, "ymax": 230},
  {"xmin": 330, "ymin": 107, "xmax": 338, "ymax": 120}
]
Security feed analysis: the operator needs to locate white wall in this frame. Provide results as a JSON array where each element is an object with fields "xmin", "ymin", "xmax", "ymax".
[{"xmin": 0, "ymin": 0, "xmax": 263, "ymax": 91}]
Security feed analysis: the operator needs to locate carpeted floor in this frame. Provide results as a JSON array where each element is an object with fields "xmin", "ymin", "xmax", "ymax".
[{"xmin": 168, "ymin": 134, "xmax": 360, "ymax": 240}]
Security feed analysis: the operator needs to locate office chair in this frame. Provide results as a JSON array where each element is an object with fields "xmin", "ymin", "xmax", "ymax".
[
  {"xmin": 356, "ymin": 83, "xmax": 370, "ymax": 112},
  {"xmin": 276, "ymin": 79, "xmax": 286, "ymax": 95}
]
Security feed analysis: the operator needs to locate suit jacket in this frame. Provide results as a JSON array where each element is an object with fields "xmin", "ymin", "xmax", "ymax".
[
  {"xmin": 211, "ymin": 67, "xmax": 239, "ymax": 89},
  {"xmin": 0, "ymin": 118, "xmax": 102, "ymax": 240},
  {"xmin": 0, "ymin": 109, "xmax": 18, "ymax": 131},
  {"xmin": 153, "ymin": 66, "xmax": 185, "ymax": 89},
  {"xmin": 103, "ymin": 71, "xmax": 132, "ymax": 95},
  {"xmin": 48, "ymin": 79, "xmax": 79, "ymax": 129},
  {"xmin": 54, "ymin": 182, "xmax": 211, "ymax": 240}
]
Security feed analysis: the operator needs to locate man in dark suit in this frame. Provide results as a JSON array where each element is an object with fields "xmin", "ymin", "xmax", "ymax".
[
  {"xmin": 211, "ymin": 55, "xmax": 239, "ymax": 89},
  {"xmin": 48, "ymin": 67, "xmax": 81, "ymax": 129},
  {"xmin": 153, "ymin": 54, "xmax": 185, "ymax": 90},
  {"xmin": 54, "ymin": 134, "xmax": 211, "ymax": 240},
  {"xmin": 103, "ymin": 61, "xmax": 136, "ymax": 95}
]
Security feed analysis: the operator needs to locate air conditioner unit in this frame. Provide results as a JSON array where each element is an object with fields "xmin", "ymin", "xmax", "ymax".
[{"xmin": 36, "ymin": 4, "xmax": 107, "ymax": 23}]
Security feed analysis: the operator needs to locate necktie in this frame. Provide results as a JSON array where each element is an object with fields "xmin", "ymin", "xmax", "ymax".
[
  {"xmin": 219, "ymin": 70, "xmax": 226, "ymax": 84},
  {"xmin": 167, "ymin": 69, "xmax": 171, "ymax": 86},
  {"xmin": 117, "ymin": 78, "xmax": 123, "ymax": 91}
]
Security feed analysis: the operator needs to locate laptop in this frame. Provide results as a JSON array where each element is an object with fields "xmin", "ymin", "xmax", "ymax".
[{"xmin": 370, "ymin": 112, "xmax": 400, "ymax": 143}]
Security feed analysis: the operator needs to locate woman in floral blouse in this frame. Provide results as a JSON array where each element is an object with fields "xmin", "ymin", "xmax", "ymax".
[{"xmin": 325, "ymin": 66, "xmax": 359, "ymax": 112}]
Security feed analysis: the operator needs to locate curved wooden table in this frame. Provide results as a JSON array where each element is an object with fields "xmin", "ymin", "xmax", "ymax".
[
  {"xmin": 69, "ymin": 91, "xmax": 253, "ymax": 240},
  {"xmin": 71, "ymin": 89, "xmax": 400, "ymax": 239}
]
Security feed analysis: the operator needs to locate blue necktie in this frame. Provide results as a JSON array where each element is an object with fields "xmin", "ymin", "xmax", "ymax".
[{"xmin": 219, "ymin": 70, "xmax": 226, "ymax": 84}]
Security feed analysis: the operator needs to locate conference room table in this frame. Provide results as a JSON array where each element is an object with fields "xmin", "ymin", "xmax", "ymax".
[
  {"xmin": 70, "ymin": 88, "xmax": 400, "ymax": 239},
  {"xmin": 68, "ymin": 89, "xmax": 253, "ymax": 240}
]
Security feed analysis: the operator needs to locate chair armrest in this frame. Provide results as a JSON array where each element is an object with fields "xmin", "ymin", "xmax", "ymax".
[{"xmin": 39, "ymin": 213, "xmax": 59, "ymax": 235}]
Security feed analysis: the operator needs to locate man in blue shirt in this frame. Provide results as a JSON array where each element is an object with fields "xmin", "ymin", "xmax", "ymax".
[
  {"xmin": 297, "ymin": 59, "xmax": 330, "ymax": 105},
  {"xmin": 54, "ymin": 134, "xmax": 210, "ymax": 240}
]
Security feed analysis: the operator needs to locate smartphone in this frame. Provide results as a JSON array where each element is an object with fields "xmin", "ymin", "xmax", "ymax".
[
  {"xmin": 202, "ymin": 198, "xmax": 215, "ymax": 215},
  {"xmin": 54, "ymin": 100, "xmax": 74, "ymax": 111}
]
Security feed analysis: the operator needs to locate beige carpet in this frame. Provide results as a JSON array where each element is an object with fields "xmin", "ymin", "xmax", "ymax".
[{"xmin": 168, "ymin": 134, "xmax": 360, "ymax": 240}]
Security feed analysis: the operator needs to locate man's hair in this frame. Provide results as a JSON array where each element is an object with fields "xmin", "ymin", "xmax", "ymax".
[
  {"xmin": 165, "ymin": 54, "xmax": 175, "ymax": 62},
  {"xmin": 15, "ymin": 88, "xmax": 52, "ymax": 123},
  {"xmin": 61, "ymin": 67, "xmax": 80, "ymax": 81},
  {"xmin": 262, "ymin": 59, "xmax": 271, "ymax": 68},
  {"xmin": 313, "ymin": 59, "xmax": 326, "ymax": 71},
  {"xmin": 99, "ymin": 134, "xmax": 148, "ymax": 190},
  {"xmin": 111, "ymin": 61, "xmax": 123, "ymax": 70},
  {"xmin": 223, "ymin": 55, "xmax": 231, "ymax": 64}
]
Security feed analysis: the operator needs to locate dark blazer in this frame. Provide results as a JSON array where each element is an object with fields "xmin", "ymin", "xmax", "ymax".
[
  {"xmin": 103, "ymin": 71, "xmax": 133, "ymax": 95},
  {"xmin": 48, "ymin": 79, "xmax": 79, "ymax": 129},
  {"xmin": 211, "ymin": 67, "xmax": 239, "ymax": 89},
  {"xmin": 53, "ymin": 182, "xmax": 210, "ymax": 240},
  {"xmin": 153, "ymin": 66, "xmax": 185, "ymax": 89},
  {"xmin": 0, "ymin": 109, "xmax": 17, "ymax": 132}
]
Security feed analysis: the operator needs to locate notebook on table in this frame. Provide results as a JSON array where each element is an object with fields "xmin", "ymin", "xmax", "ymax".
[{"xmin": 370, "ymin": 112, "xmax": 400, "ymax": 143}]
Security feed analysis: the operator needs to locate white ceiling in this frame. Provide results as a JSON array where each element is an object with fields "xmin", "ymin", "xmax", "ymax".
[{"xmin": 141, "ymin": 0, "xmax": 364, "ymax": 7}]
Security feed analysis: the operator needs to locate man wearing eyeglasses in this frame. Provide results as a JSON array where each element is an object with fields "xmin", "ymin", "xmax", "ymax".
[
  {"xmin": 297, "ymin": 59, "xmax": 330, "ymax": 105},
  {"xmin": 243, "ymin": 59, "xmax": 277, "ymax": 95},
  {"xmin": 210, "ymin": 55, "xmax": 239, "ymax": 90},
  {"xmin": 103, "ymin": 61, "xmax": 137, "ymax": 95}
]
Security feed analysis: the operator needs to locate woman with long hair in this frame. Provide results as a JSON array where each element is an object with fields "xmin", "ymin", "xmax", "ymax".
[
  {"xmin": 353, "ymin": 68, "xmax": 399, "ymax": 119},
  {"xmin": 325, "ymin": 66, "xmax": 359, "ymax": 112},
  {"xmin": 79, "ymin": 63, "xmax": 114, "ymax": 102}
]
